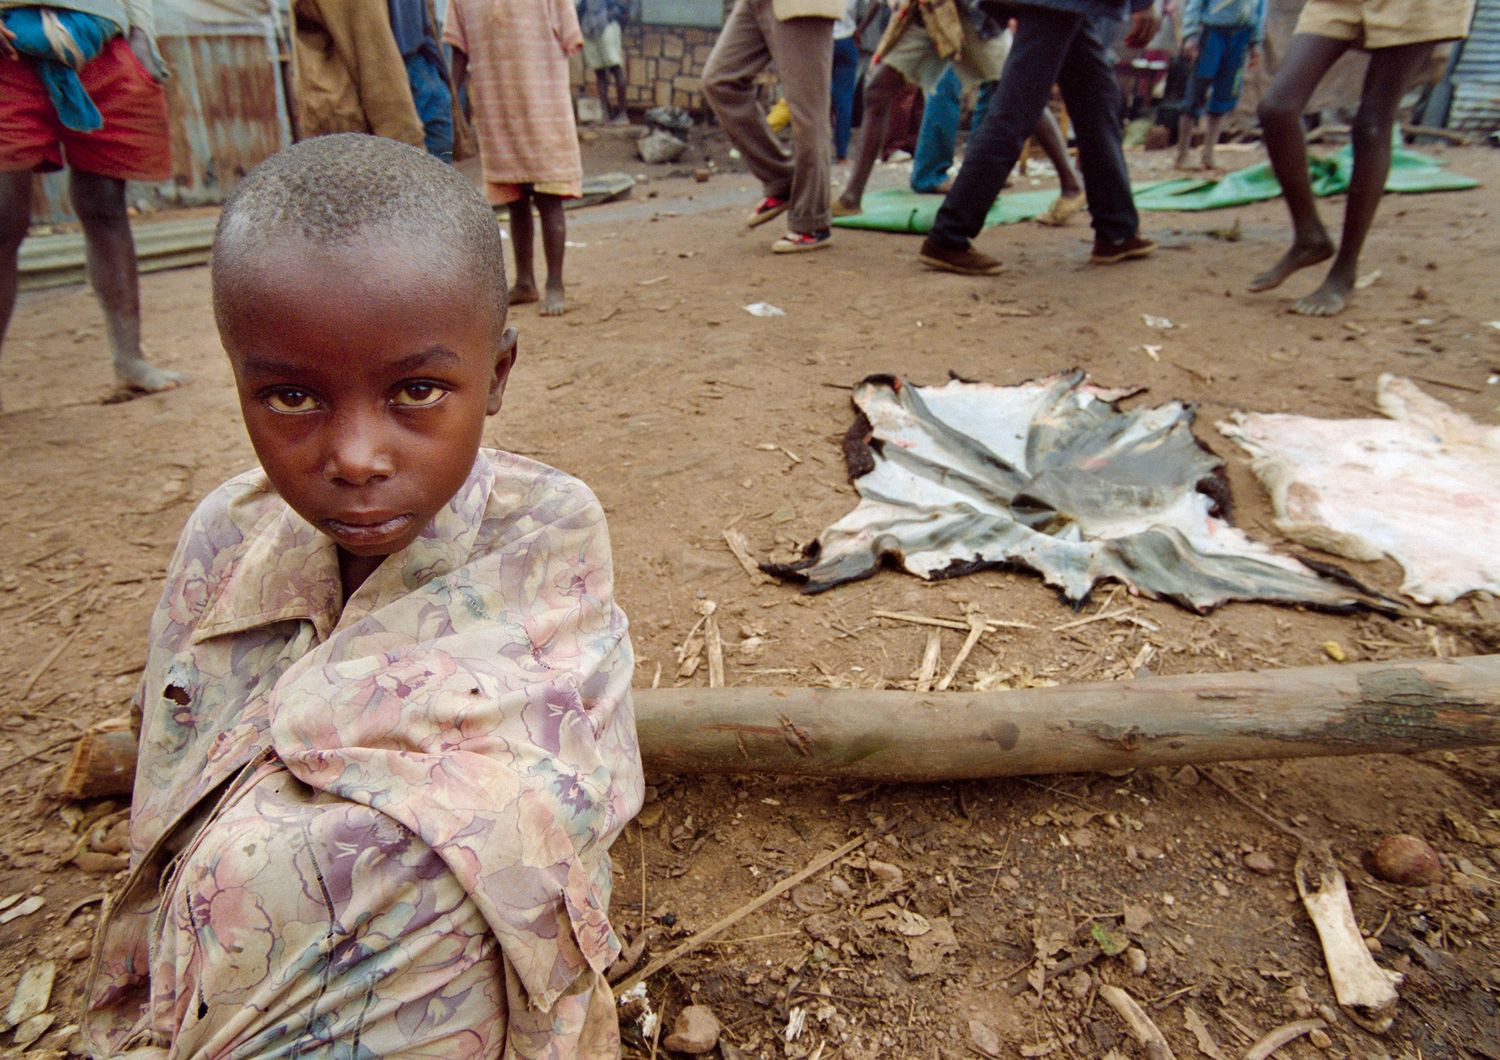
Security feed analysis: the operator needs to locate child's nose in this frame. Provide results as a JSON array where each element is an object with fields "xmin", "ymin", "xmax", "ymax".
[{"xmin": 323, "ymin": 411, "xmax": 395, "ymax": 487}]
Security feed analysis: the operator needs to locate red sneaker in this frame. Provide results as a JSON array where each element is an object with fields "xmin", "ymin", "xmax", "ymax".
[
  {"xmin": 771, "ymin": 229, "xmax": 832, "ymax": 254},
  {"xmin": 746, "ymin": 196, "xmax": 790, "ymax": 228}
]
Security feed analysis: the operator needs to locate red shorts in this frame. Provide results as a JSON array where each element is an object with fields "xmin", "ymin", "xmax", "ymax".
[{"xmin": 0, "ymin": 36, "xmax": 171, "ymax": 181}]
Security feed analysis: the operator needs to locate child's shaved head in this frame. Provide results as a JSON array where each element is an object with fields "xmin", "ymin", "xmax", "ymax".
[{"xmin": 212, "ymin": 133, "xmax": 507, "ymax": 338}]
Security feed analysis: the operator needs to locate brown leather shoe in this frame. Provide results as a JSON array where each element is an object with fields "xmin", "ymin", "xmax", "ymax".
[
  {"xmin": 1090, "ymin": 234, "xmax": 1157, "ymax": 264},
  {"xmin": 918, "ymin": 238, "xmax": 1003, "ymax": 276}
]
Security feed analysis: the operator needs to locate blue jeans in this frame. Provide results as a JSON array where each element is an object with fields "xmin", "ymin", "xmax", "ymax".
[
  {"xmin": 930, "ymin": 10, "xmax": 1137, "ymax": 249},
  {"xmin": 405, "ymin": 51, "xmax": 454, "ymax": 162},
  {"xmin": 911, "ymin": 66, "xmax": 995, "ymax": 192},
  {"xmin": 1183, "ymin": 24, "xmax": 1252, "ymax": 116},
  {"xmin": 831, "ymin": 35, "xmax": 860, "ymax": 160}
]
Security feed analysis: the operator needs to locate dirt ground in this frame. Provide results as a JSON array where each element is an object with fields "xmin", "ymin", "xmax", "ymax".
[{"xmin": 2, "ymin": 129, "xmax": 1499, "ymax": 1058}]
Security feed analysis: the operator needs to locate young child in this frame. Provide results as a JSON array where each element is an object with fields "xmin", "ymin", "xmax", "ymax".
[
  {"xmin": 1174, "ymin": 0, "xmax": 1265, "ymax": 171},
  {"xmin": 578, "ymin": 0, "xmax": 629, "ymax": 125},
  {"xmin": 448, "ymin": 0, "xmax": 584, "ymax": 316},
  {"xmin": 1249, "ymin": 0, "xmax": 1474, "ymax": 316},
  {"xmin": 81, "ymin": 134, "xmax": 643, "ymax": 1057}
]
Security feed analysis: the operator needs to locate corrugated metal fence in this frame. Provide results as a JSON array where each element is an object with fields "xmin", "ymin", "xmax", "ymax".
[
  {"xmin": 30, "ymin": 21, "xmax": 291, "ymax": 225},
  {"xmin": 1448, "ymin": 0, "xmax": 1500, "ymax": 132}
]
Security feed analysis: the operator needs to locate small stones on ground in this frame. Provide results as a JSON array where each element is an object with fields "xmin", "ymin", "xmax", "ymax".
[
  {"xmin": 662, "ymin": 1004, "xmax": 720, "ymax": 1054},
  {"xmin": 1172, "ymin": 765, "xmax": 1200, "ymax": 785},
  {"xmin": 1308, "ymin": 1028, "xmax": 1333, "ymax": 1049},
  {"xmin": 866, "ymin": 859, "xmax": 903, "ymax": 884},
  {"xmin": 63, "ymin": 941, "xmax": 90, "ymax": 962},
  {"xmin": 827, "ymin": 875, "xmax": 854, "ymax": 899},
  {"xmin": 1244, "ymin": 851, "xmax": 1277, "ymax": 875},
  {"xmin": 1124, "ymin": 946, "xmax": 1148, "ymax": 976},
  {"xmin": 1370, "ymin": 833, "xmax": 1442, "ymax": 886},
  {"xmin": 969, "ymin": 1018, "xmax": 1002, "ymax": 1057}
]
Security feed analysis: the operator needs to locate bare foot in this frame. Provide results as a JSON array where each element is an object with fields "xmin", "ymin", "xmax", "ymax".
[
  {"xmin": 509, "ymin": 282, "xmax": 540, "ymax": 306},
  {"xmin": 1174, "ymin": 151, "xmax": 1195, "ymax": 170},
  {"xmin": 116, "ymin": 357, "xmax": 187, "ymax": 395},
  {"xmin": 540, "ymin": 282, "xmax": 566, "ymax": 317},
  {"xmin": 1248, "ymin": 237, "xmax": 1334, "ymax": 292},
  {"xmin": 1291, "ymin": 275, "xmax": 1353, "ymax": 317}
]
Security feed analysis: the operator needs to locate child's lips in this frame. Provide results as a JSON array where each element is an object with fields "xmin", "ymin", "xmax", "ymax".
[{"xmin": 324, "ymin": 512, "xmax": 415, "ymax": 547}]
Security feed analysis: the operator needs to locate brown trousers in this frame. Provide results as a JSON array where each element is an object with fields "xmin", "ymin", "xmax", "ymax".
[{"xmin": 703, "ymin": 0, "xmax": 833, "ymax": 234}]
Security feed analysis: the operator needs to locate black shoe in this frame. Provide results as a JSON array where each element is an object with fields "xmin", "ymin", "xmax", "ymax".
[
  {"xmin": 918, "ymin": 238, "xmax": 1003, "ymax": 276},
  {"xmin": 1090, "ymin": 234, "xmax": 1157, "ymax": 264}
]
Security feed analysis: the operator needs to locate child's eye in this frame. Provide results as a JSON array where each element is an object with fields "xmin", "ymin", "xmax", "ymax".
[
  {"xmin": 264, "ymin": 389, "xmax": 318, "ymax": 414},
  {"xmin": 393, "ymin": 383, "xmax": 446, "ymax": 408}
]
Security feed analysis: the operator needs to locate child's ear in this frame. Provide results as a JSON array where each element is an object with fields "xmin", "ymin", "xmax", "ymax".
[{"xmin": 487, "ymin": 326, "xmax": 517, "ymax": 415}]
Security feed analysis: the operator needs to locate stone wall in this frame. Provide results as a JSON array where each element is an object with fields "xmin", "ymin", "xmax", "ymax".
[{"xmin": 572, "ymin": 24, "xmax": 721, "ymax": 115}]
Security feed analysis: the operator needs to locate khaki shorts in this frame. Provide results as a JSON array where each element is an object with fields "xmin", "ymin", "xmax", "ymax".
[
  {"xmin": 1295, "ymin": 0, "xmax": 1475, "ymax": 48},
  {"xmin": 583, "ymin": 20, "xmax": 624, "ymax": 70},
  {"xmin": 881, "ymin": 18, "xmax": 1011, "ymax": 93}
]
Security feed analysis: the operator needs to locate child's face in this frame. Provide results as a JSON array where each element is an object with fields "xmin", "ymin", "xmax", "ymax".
[{"xmin": 219, "ymin": 236, "xmax": 514, "ymax": 562}]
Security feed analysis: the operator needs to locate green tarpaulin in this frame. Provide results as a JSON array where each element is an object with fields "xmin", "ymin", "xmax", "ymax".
[
  {"xmin": 1134, "ymin": 145, "xmax": 1477, "ymax": 212},
  {"xmin": 833, "ymin": 148, "xmax": 1477, "ymax": 233},
  {"xmin": 831, "ymin": 186, "xmax": 1060, "ymax": 233}
]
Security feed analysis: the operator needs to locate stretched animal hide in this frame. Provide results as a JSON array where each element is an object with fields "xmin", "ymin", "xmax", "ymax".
[
  {"xmin": 766, "ymin": 372, "xmax": 1382, "ymax": 613},
  {"xmin": 1220, "ymin": 374, "xmax": 1500, "ymax": 605}
]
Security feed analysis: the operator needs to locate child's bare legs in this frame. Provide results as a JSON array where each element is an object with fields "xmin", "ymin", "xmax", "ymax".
[
  {"xmin": 1248, "ymin": 33, "xmax": 1347, "ymax": 293},
  {"xmin": 837, "ymin": 65, "xmax": 906, "ymax": 210},
  {"xmin": 0, "ymin": 171, "xmax": 29, "ymax": 381},
  {"xmin": 506, "ymin": 192, "xmax": 566, "ymax": 314},
  {"xmin": 71, "ymin": 170, "xmax": 186, "ymax": 395},
  {"xmin": 609, "ymin": 66, "xmax": 628, "ymax": 120},
  {"xmin": 1175, "ymin": 113, "xmax": 1196, "ymax": 168},
  {"xmin": 507, "ymin": 194, "xmax": 540, "ymax": 306},
  {"xmin": 1035, "ymin": 108, "xmax": 1083, "ymax": 198},
  {"xmin": 1292, "ymin": 40, "xmax": 1434, "ymax": 316},
  {"xmin": 1200, "ymin": 111, "xmax": 1225, "ymax": 168},
  {"xmin": 534, "ymin": 193, "xmax": 567, "ymax": 316}
]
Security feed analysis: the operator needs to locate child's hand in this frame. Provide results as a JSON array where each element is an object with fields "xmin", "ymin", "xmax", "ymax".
[
  {"xmin": 1181, "ymin": 34, "xmax": 1198, "ymax": 62},
  {"xmin": 1247, "ymin": 44, "xmax": 1261, "ymax": 70},
  {"xmin": 128, "ymin": 27, "xmax": 168, "ymax": 82},
  {"xmin": 1, "ymin": 22, "xmax": 18, "ymax": 62}
]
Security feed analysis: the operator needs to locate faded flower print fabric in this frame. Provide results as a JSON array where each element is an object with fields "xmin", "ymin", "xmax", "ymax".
[{"xmin": 82, "ymin": 451, "xmax": 643, "ymax": 1057}]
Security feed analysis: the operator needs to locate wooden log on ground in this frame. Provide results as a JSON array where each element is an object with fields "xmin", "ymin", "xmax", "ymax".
[
  {"xmin": 51, "ymin": 656, "xmax": 1500, "ymax": 790},
  {"xmin": 637, "ymin": 655, "xmax": 1500, "ymax": 780}
]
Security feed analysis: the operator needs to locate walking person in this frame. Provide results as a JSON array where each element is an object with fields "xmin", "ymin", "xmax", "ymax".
[
  {"xmin": 918, "ymin": 0, "xmax": 1160, "ymax": 276},
  {"xmin": 579, "ymin": 0, "xmax": 629, "ymax": 124},
  {"xmin": 702, "ymin": 0, "xmax": 844, "ymax": 253},
  {"xmin": 1174, "ymin": 0, "xmax": 1265, "ymax": 171}
]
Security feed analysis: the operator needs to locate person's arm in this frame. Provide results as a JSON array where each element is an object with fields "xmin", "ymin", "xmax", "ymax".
[
  {"xmin": 1124, "ymin": 0, "xmax": 1160, "ymax": 49},
  {"xmin": 1, "ymin": 21, "xmax": 17, "ymax": 62},
  {"xmin": 122, "ymin": 0, "xmax": 170, "ymax": 80},
  {"xmin": 1178, "ymin": 0, "xmax": 1201, "ymax": 58},
  {"xmin": 450, "ymin": 44, "xmax": 468, "ymax": 99}
]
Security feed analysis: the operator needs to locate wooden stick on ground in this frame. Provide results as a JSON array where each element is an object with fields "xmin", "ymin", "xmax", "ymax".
[
  {"xmin": 1099, "ymin": 985, "xmax": 1175, "ymax": 1060},
  {"xmin": 936, "ymin": 613, "xmax": 987, "ymax": 692},
  {"xmin": 914, "ymin": 629, "xmax": 942, "ymax": 692},
  {"xmin": 1244, "ymin": 1019, "xmax": 1326, "ymax": 1060},
  {"xmin": 613, "ymin": 833, "xmax": 868, "ymax": 995},
  {"xmin": 721, "ymin": 528, "xmax": 771, "ymax": 585}
]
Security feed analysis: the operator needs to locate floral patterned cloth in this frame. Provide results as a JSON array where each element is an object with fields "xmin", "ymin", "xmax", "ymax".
[{"xmin": 82, "ymin": 450, "xmax": 643, "ymax": 1057}]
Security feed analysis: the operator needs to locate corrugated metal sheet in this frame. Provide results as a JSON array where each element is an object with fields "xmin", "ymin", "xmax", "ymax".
[
  {"xmin": 30, "ymin": 29, "xmax": 291, "ymax": 225},
  {"xmin": 1449, "ymin": 0, "xmax": 1500, "ymax": 132}
]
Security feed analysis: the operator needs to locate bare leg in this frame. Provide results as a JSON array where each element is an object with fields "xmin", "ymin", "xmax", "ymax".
[
  {"xmin": 0, "ymin": 171, "xmax": 33, "ymax": 411},
  {"xmin": 1248, "ymin": 33, "xmax": 1348, "ymax": 293},
  {"xmin": 1201, "ymin": 112, "xmax": 1225, "ymax": 168},
  {"xmin": 611, "ymin": 66, "xmax": 629, "ymax": 118},
  {"xmin": 594, "ymin": 69, "xmax": 611, "ymax": 115},
  {"xmin": 507, "ymin": 193, "xmax": 540, "ymax": 305},
  {"xmin": 1293, "ymin": 41, "xmax": 1434, "ymax": 316},
  {"xmin": 534, "ymin": 193, "xmax": 567, "ymax": 316},
  {"xmin": 70, "ymin": 170, "xmax": 185, "ymax": 395},
  {"xmin": 836, "ymin": 64, "xmax": 907, "ymax": 210},
  {"xmin": 1175, "ymin": 113, "xmax": 1196, "ymax": 168},
  {"xmin": 1034, "ymin": 108, "xmax": 1082, "ymax": 197}
]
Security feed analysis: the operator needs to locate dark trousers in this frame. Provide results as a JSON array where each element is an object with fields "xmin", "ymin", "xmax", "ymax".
[
  {"xmin": 831, "ymin": 35, "xmax": 860, "ymax": 160},
  {"xmin": 929, "ymin": 8, "xmax": 1138, "ymax": 250}
]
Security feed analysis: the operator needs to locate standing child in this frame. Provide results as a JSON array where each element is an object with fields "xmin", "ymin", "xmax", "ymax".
[
  {"xmin": 1174, "ymin": 0, "xmax": 1265, "ymax": 171},
  {"xmin": 1249, "ymin": 0, "xmax": 1475, "ymax": 316},
  {"xmin": 579, "ymin": 0, "xmax": 629, "ymax": 124},
  {"xmin": 81, "ymin": 134, "xmax": 642, "ymax": 1057},
  {"xmin": 449, "ymin": 0, "xmax": 584, "ymax": 315}
]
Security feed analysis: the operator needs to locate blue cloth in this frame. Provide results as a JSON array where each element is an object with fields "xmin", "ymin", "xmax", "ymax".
[
  {"xmin": 0, "ymin": 7, "xmax": 119, "ymax": 132},
  {"xmin": 911, "ymin": 66, "xmax": 996, "ymax": 192},
  {"xmin": 831, "ymin": 34, "xmax": 859, "ymax": 160},
  {"xmin": 1181, "ymin": 0, "xmax": 1265, "ymax": 44},
  {"xmin": 931, "ymin": 6, "xmax": 1137, "ymax": 248},
  {"xmin": 387, "ymin": 0, "xmax": 444, "ymax": 68},
  {"xmin": 405, "ymin": 50, "xmax": 454, "ymax": 161},
  {"xmin": 1183, "ymin": 22, "xmax": 1251, "ymax": 116}
]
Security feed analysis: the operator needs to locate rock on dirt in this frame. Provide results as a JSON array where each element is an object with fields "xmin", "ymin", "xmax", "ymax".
[
  {"xmin": 1369, "ymin": 833, "xmax": 1442, "ymax": 886},
  {"xmin": 663, "ymin": 1004, "xmax": 720, "ymax": 1054},
  {"xmin": 969, "ymin": 1018, "xmax": 1002, "ymax": 1057},
  {"xmin": 1244, "ymin": 850, "xmax": 1277, "ymax": 875}
]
